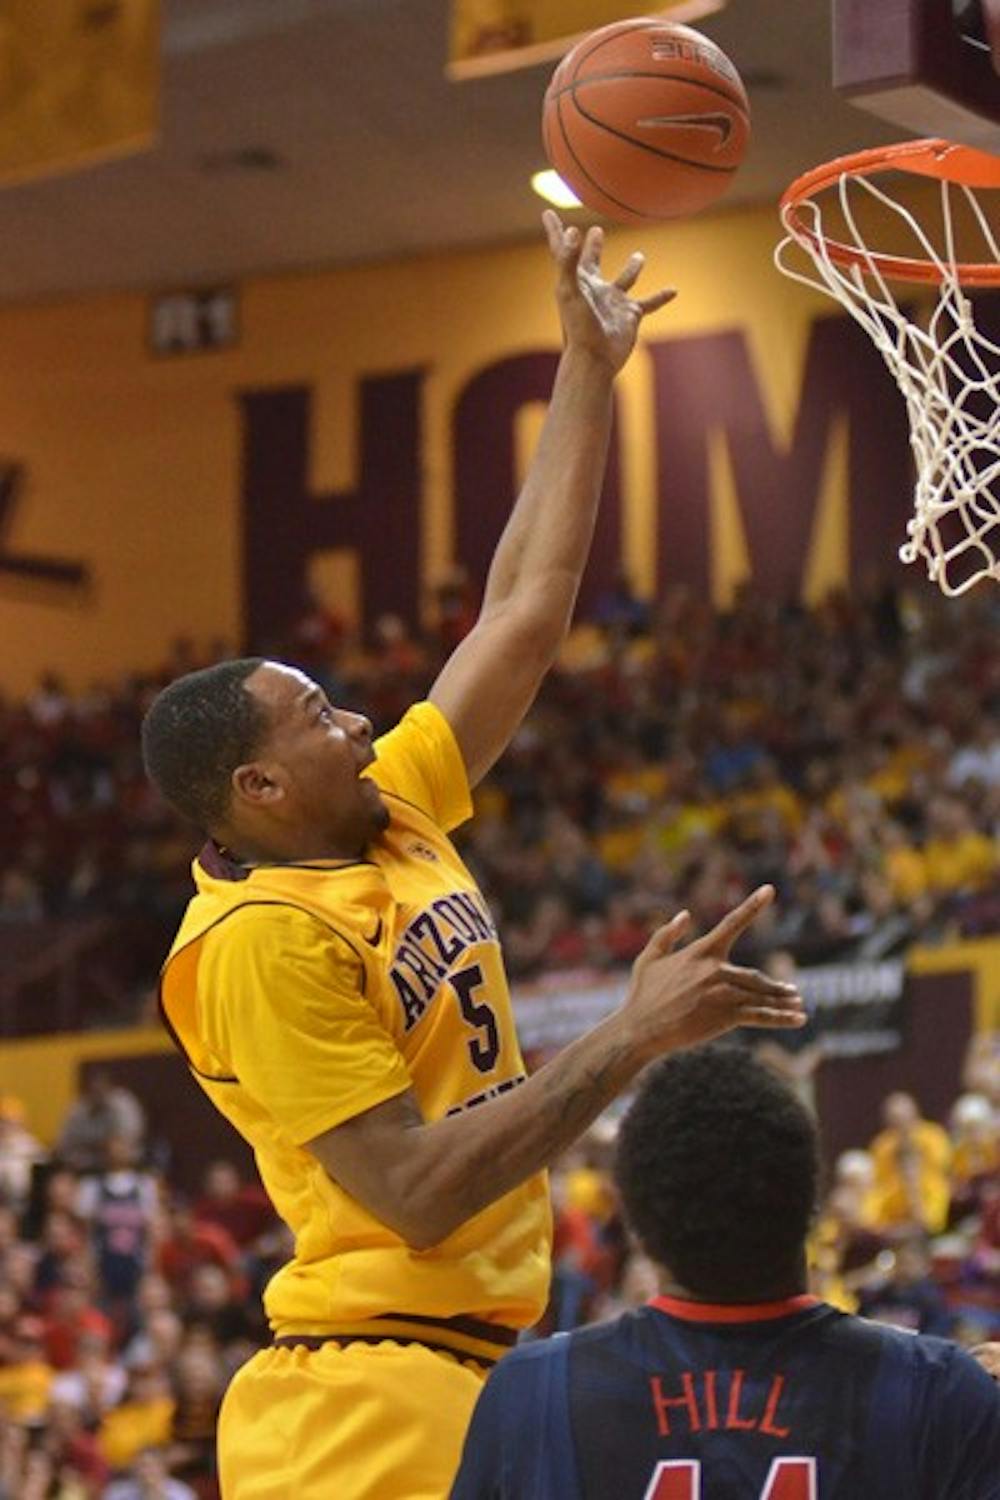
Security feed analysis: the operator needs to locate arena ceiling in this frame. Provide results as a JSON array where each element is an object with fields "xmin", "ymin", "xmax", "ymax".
[{"xmin": 0, "ymin": 0, "xmax": 908, "ymax": 302}]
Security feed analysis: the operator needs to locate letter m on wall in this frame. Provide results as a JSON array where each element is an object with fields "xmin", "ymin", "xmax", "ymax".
[{"xmin": 648, "ymin": 314, "xmax": 913, "ymax": 596}]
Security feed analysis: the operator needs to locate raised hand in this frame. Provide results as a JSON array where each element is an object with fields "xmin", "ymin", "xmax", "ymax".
[
  {"xmin": 620, "ymin": 886, "xmax": 806, "ymax": 1061},
  {"xmin": 543, "ymin": 209, "xmax": 675, "ymax": 374}
]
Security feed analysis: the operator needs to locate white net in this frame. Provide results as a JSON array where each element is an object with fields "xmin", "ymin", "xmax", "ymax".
[{"xmin": 776, "ymin": 167, "xmax": 1000, "ymax": 596}]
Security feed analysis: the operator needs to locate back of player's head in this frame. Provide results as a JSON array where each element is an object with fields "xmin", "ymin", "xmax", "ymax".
[
  {"xmin": 141, "ymin": 658, "xmax": 267, "ymax": 831},
  {"xmin": 615, "ymin": 1045, "xmax": 819, "ymax": 1301}
]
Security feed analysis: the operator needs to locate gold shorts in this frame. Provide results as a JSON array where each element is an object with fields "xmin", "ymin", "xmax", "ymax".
[{"xmin": 217, "ymin": 1339, "xmax": 489, "ymax": 1500}]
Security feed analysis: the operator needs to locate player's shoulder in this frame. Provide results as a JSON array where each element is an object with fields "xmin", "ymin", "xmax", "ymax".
[
  {"xmin": 905, "ymin": 1327, "xmax": 1000, "ymax": 1398},
  {"xmin": 501, "ymin": 1309, "xmax": 658, "ymax": 1383},
  {"xmin": 832, "ymin": 1313, "xmax": 974, "ymax": 1370},
  {"xmin": 837, "ymin": 1314, "xmax": 1000, "ymax": 1423},
  {"xmin": 568, "ymin": 1310, "xmax": 648, "ymax": 1350},
  {"xmin": 370, "ymin": 699, "xmax": 473, "ymax": 831},
  {"xmin": 371, "ymin": 700, "xmax": 452, "ymax": 783},
  {"xmin": 482, "ymin": 1329, "xmax": 590, "ymax": 1395},
  {"xmin": 200, "ymin": 898, "xmax": 328, "ymax": 946},
  {"xmin": 374, "ymin": 699, "xmax": 449, "ymax": 748},
  {"xmin": 472, "ymin": 1336, "xmax": 571, "ymax": 1431},
  {"xmin": 905, "ymin": 1332, "xmax": 1000, "ymax": 1492},
  {"xmin": 198, "ymin": 894, "xmax": 370, "ymax": 978},
  {"xmin": 494, "ymin": 1333, "xmax": 574, "ymax": 1374},
  {"xmin": 479, "ymin": 1315, "xmax": 664, "ymax": 1427}
]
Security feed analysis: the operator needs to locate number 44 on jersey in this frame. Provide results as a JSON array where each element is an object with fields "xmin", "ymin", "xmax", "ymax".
[{"xmin": 645, "ymin": 1457, "xmax": 817, "ymax": 1500}]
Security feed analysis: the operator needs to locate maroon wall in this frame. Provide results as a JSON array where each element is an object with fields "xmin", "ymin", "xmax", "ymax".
[
  {"xmin": 80, "ymin": 1054, "xmax": 256, "ymax": 1197},
  {"xmin": 815, "ymin": 970, "xmax": 974, "ymax": 1166}
]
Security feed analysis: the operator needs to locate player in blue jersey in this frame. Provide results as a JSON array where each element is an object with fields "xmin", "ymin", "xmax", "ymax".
[{"xmin": 451, "ymin": 1047, "xmax": 1000, "ymax": 1500}]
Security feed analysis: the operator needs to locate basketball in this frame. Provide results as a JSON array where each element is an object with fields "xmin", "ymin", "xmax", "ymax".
[{"xmin": 542, "ymin": 18, "xmax": 750, "ymax": 223}]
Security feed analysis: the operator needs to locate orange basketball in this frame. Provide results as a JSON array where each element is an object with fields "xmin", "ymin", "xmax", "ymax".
[{"xmin": 542, "ymin": 18, "xmax": 750, "ymax": 223}]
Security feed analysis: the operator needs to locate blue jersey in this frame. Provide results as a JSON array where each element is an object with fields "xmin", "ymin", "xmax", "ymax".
[{"xmin": 450, "ymin": 1295, "xmax": 1000, "ymax": 1500}]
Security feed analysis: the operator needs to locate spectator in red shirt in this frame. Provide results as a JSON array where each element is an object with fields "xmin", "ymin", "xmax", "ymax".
[
  {"xmin": 41, "ymin": 1257, "xmax": 113, "ymax": 1371},
  {"xmin": 43, "ymin": 1396, "xmax": 111, "ymax": 1493},
  {"xmin": 157, "ymin": 1203, "xmax": 240, "ymax": 1295},
  {"xmin": 192, "ymin": 1162, "xmax": 276, "ymax": 1253}
]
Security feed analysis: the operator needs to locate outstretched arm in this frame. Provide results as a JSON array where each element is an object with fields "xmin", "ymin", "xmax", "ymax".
[
  {"xmin": 430, "ymin": 212, "xmax": 673, "ymax": 787},
  {"xmin": 306, "ymin": 887, "xmax": 804, "ymax": 1248}
]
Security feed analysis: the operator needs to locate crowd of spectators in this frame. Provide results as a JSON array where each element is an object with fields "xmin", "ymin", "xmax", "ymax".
[
  {"xmin": 2, "ymin": 577, "xmax": 999, "ymax": 1033},
  {"xmin": 0, "ymin": 1075, "xmax": 288, "ymax": 1498},
  {"xmin": 468, "ymin": 578, "xmax": 1000, "ymax": 978}
]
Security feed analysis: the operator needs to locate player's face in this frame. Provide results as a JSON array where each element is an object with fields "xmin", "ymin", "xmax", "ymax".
[{"xmin": 244, "ymin": 663, "xmax": 389, "ymax": 853}]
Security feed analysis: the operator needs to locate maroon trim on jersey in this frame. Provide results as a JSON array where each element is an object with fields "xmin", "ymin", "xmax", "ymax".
[
  {"xmin": 649, "ymin": 1293, "xmax": 821, "ymax": 1324},
  {"xmin": 199, "ymin": 841, "xmax": 250, "ymax": 881},
  {"xmin": 197, "ymin": 842, "xmax": 373, "ymax": 880}
]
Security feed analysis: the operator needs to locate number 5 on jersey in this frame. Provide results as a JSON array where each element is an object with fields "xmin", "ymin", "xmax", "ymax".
[
  {"xmin": 450, "ymin": 963, "xmax": 500, "ymax": 1073},
  {"xmin": 645, "ymin": 1457, "xmax": 817, "ymax": 1500}
]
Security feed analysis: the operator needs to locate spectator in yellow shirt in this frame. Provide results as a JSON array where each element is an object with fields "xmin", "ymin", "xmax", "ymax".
[
  {"xmin": 726, "ymin": 759, "xmax": 803, "ymax": 843},
  {"xmin": 923, "ymin": 796, "xmax": 997, "ymax": 894},
  {"xmin": 870, "ymin": 1092, "xmax": 952, "ymax": 1234},
  {"xmin": 880, "ymin": 821, "xmax": 929, "ymax": 905},
  {"xmin": 98, "ymin": 1366, "xmax": 175, "ymax": 1472},
  {"xmin": 0, "ymin": 1317, "xmax": 53, "ymax": 1425}
]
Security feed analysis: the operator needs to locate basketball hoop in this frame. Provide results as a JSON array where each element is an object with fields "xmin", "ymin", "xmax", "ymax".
[{"xmin": 776, "ymin": 137, "xmax": 1000, "ymax": 595}]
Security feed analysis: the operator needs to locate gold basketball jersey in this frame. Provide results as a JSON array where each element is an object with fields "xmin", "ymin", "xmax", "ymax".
[{"xmin": 160, "ymin": 702, "xmax": 551, "ymax": 1353}]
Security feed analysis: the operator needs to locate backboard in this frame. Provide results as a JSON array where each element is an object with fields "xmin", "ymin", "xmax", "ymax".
[{"xmin": 834, "ymin": 0, "xmax": 1000, "ymax": 147}]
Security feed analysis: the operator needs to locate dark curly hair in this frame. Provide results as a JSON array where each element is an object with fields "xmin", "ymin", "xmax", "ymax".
[
  {"xmin": 614, "ymin": 1045, "xmax": 820, "ymax": 1301},
  {"xmin": 141, "ymin": 658, "xmax": 268, "ymax": 831}
]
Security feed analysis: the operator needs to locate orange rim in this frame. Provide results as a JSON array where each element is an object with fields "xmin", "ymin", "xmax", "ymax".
[{"xmin": 780, "ymin": 138, "xmax": 1000, "ymax": 286}]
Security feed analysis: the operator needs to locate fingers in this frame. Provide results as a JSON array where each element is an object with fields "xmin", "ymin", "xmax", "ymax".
[
  {"xmin": 699, "ymin": 885, "xmax": 776, "ymax": 956},
  {"xmin": 542, "ymin": 209, "xmax": 564, "ymax": 256},
  {"xmin": 634, "ymin": 287, "xmax": 676, "ymax": 315},
  {"xmin": 634, "ymin": 910, "xmax": 692, "ymax": 970},
  {"xmin": 542, "ymin": 210, "xmax": 582, "ymax": 269},
  {"xmin": 542, "ymin": 210, "xmax": 599, "ymax": 274},
  {"xmin": 733, "ymin": 1001, "xmax": 807, "ymax": 1030},
  {"xmin": 614, "ymin": 250, "xmax": 644, "ymax": 292},
  {"xmin": 719, "ymin": 963, "xmax": 801, "ymax": 1000},
  {"xmin": 578, "ymin": 224, "xmax": 604, "ymax": 276},
  {"xmin": 610, "ymin": 248, "xmax": 675, "ymax": 319}
]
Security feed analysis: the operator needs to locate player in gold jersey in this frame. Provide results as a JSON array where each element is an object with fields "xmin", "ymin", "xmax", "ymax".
[{"xmin": 142, "ymin": 214, "xmax": 805, "ymax": 1500}]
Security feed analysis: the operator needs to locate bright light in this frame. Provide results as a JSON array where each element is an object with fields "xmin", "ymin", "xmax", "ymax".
[{"xmin": 531, "ymin": 169, "xmax": 582, "ymax": 209}]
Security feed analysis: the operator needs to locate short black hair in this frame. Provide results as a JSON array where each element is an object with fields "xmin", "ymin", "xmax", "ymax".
[
  {"xmin": 614, "ymin": 1045, "xmax": 820, "ymax": 1301},
  {"xmin": 141, "ymin": 658, "xmax": 268, "ymax": 831}
]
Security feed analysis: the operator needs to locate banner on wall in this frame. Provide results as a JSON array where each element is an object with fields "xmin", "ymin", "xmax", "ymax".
[
  {"xmin": 512, "ymin": 959, "xmax": 906, "ymax": 1058},
  {"xmin": 0, "ymin": 0, "xmax": 159, "ymax": 184},
  {"xmin": 797, "ymin": 960, "xmax": 906, "ymax": 1058},
  {"xmin": 448, "ymin": 0, "xmax": 727, "ymax": 77}
]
